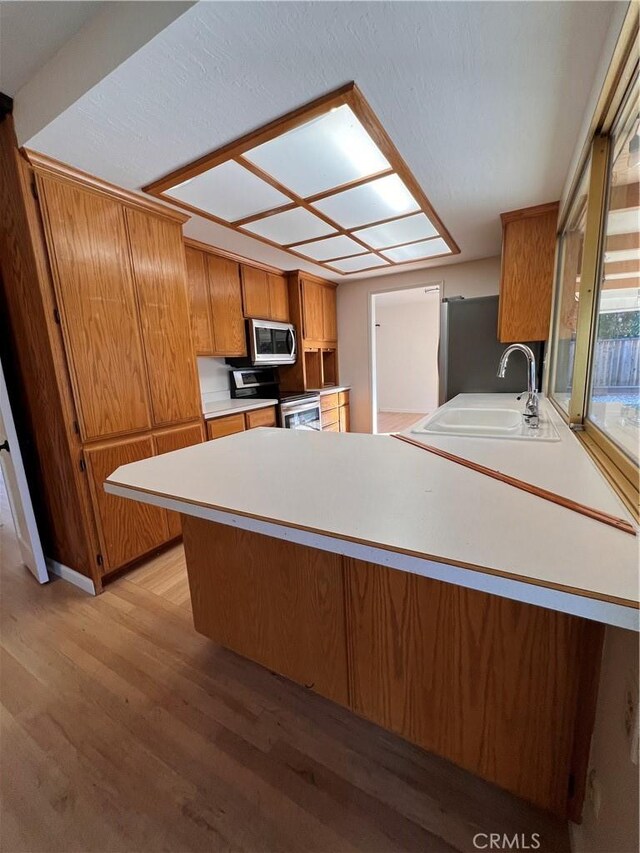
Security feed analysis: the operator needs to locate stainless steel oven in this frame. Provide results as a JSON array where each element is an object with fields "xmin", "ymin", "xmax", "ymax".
[
  {"xmin": 280, "ymin": 394, "xmax": 321, "ymax": 430},
  {"xmin": 248, "ymin": 319, "xmax": 296, "ymax": 366}
]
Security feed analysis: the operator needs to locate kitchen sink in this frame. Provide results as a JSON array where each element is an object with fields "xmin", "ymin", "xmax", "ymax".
[{"xmin": 411, "ymin": 404, "xmax": 560, "ymax": 441}]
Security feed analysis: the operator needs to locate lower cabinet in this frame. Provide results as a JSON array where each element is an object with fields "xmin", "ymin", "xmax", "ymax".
[
  {"xmin": 321, "ymin": 390, "xmax": 349, "ymax": 432},
  {"xmin": 84, "ymin": 435, "xmax": 170, "ymax": 571},
  {"xmin": 85, "ymin": 422, "xmax": 204, "ymax": 572},
  {"xmin": 154, "ymin": 423, "xmax": 205, "ymax": 537},
  {"xmin": 206, "ymin": 405, "xmax": 278, "ymax": 439}
]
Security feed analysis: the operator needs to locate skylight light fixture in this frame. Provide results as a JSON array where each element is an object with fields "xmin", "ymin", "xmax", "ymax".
[{"xmin": 144, "ymin": 83, "xmax": 458, "ymax": 275}]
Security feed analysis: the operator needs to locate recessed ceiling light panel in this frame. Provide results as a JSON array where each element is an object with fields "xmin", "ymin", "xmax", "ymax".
[
  {"xmin": 144, "ymin": 84, "xmax": 458, "ymax": 275},
  {"xmin": 353, "ymin": 212, "xmax": 439, "ymax": 249},
  {"xmin": 382, "ymin": 237, "xmax": 450, "ymax": 262},
  {"xmin": 294, "ymin": 234, "xmax": 368, "ymax": 261},
  {"xmin": 165, "ymin": 160, "xmax": 290, "ymax": 221},
  {"xmin": 243, "ymin": 105, "xmax": 391, "ymax": 197},
  {"xmin": 242, "ymin": 207, "xmax": 336, "ymax": 244}
]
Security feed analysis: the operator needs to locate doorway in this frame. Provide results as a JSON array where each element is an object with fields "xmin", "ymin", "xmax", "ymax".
[{"xmin": 371, "ymin": 284, "xmax": 441, "ymax": 434}]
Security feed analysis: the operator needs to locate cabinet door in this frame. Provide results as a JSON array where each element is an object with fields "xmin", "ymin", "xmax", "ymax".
[
  {"xmin": 85, "ymin": 435, "xmax": 169, "ymax": 571},
  {"xmin": 241, "ymin": 266, "xmax": 271, "ymax": 319},
  {"xmin": 245, "ymin": 406, "xmax": 277, "ymax": 429},
  {"xmin": 125, "ymin": 210, "xmax": 200, "ymax": 427},
  {"xmin": 154, "ymin": 423, "xmax": 204, "ymax": 538},
  {"xmin": 206, "ymin": 413, "xmax": 246, "ymax": 440},
  {"xmin": 339, "ymin": 404, "xmax": 350, "ymax": 433},
  {"xmin": 185, "ymin": 247, "xmax": 214, "ymax": 354},
  {"xmin": 322, "ymin": 285, "xmax": 337, "ymax": 343},
  {"xmin": 301, "ymin": 279, "xmax": 324, "ymax": 342},
  {"xmin": 268, "ymin": 274, "xmax": 290, "ymax": 322},
  {"xmin": 38, "ymin": 176, "xmax": 151, "ymax": 440},
  {"xmin": 206, "ymin": 255, "xmax": 247, "ymax": 357}
]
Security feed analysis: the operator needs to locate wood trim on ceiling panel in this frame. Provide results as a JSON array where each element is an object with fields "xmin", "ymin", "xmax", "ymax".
[
  {"xmin": 25, "ymin": 149, "xmax": 189, "ymax": 223},
  {"xmin": 143, "ymin": 82, "xmax": 458, "ymax": 273}
]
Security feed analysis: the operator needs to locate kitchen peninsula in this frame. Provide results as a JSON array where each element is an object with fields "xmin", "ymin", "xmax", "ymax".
[{"xmin": 105, "ymin": 395, "xmax": 638, "ymax": 820}]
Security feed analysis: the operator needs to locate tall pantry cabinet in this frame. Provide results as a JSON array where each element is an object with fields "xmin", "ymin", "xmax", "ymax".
[{"xmin": 0, "ymin": 124, "xmax": 203, "ymax": 591}]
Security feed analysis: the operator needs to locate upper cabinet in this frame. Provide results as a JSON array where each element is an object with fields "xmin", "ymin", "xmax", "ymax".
[
  {"xmin": 498, "ymin": 202, "xmax": 559, "ymax": 342},
  {"xmin": 184, "ymin": 242, "xmax": 247, "ymax": 358},
  {"xmin": 125, "ymin": 209, "xmax": 201, "ymax": 426},
  {"xmin": 301, "ymin": 277, "xmax": 338, "ymax": 346},
  {"xmin": 241, "ymin": 264, "xmax": 290, "ymax": 322},
  {"xmin": 37, "ymin": 176, "xmax": 152, "ymax": 441},
  {"xmin": 37, "ymin": 173, "xmax": 201, "ymax": 441}
]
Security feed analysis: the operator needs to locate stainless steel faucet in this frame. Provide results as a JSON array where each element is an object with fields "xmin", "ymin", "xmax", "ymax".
[{"xmin": 497, "ymin": 344, "xmax": 539, "ymax": 428}]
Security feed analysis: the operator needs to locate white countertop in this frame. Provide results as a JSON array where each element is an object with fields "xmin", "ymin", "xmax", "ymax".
[
  {"xmin": 202, "ymin": 398, "xmax": 278, "ymax": 419},
  {"xmin": 105, "ymin": 394, "xmax": 639, "ymax": 629}
]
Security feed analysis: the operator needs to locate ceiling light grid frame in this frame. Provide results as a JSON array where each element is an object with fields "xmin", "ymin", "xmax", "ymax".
[{"xmin": 144, "ymin": 83, "xmax": 459, "ymax": 275}]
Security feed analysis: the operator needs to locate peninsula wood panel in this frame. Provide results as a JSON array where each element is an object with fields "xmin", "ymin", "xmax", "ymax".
[
  {"xmin": 36, "ymin": 175, "xmax": 151, "ymax": 441},
  {"xmin": 241, "ymin": 265, "xmax": 271, "ymax": 319},
  {"xmin": 498, "ymin": 202, "xmax": 559, "ymax": 342},
  {"xmin": 125, "ymin": 209, "xmax": 200, "ymax": 426},
  {"xmin": 344, "ymin": 559, "xmax": 598, "ymax": 817},
  {"xmin": 182, "ymin": 518, "xmax": 349, "ymax": 706},
  {"xmin": 154, "ymin": 423, "xmax": 205, "ymax": 538},
  {"xmin": 206, "ymin": 255, "xmax": 246, "ymax": 357},
  {"xmin": 84, "ymin": 436, "xmax": 170, "ymax": 571},
  {"xmin": 267, "ymin": 273, "xmax": 290, "ymax": 322},
  {"xmin": 184, "ymin": 246, "xmax": 214, "ymax": 353},
  {"xmin": 339, "ymin": 403, "xmax": 350, "ymax": 432}
]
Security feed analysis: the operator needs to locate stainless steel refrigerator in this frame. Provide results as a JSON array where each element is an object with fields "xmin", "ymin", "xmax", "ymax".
[{"xmin": 439, "ymin": 295, "xmax": 543, "ymax": 404}]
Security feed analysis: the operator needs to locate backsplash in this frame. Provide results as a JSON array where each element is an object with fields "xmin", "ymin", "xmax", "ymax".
[{"xmin": 197, "ymin": 357, "xmax": 232, "ymax": 405}]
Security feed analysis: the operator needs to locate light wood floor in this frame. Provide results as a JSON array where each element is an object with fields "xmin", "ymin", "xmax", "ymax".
[
  {"xmin": 377, "ymin": 411, "xmax": 427, "ymax": 433},
  {"xmin": 0, "ymin": 476, "xmax": 569, "ymax": 852}
]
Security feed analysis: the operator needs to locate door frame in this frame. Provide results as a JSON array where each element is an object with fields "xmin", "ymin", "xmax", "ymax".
[{"xmin": 369, "ymin": 281, "xmax": 442, "ymax": 434}]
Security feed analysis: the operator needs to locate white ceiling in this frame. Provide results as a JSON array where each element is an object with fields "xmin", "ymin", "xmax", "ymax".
[
  {"xmin": 11, "ymin": 1, "xmax": 622, "ymax": 281},
  {"xmin": 0, "ymin": 1, "xmax": 105, "ymax": 96}
]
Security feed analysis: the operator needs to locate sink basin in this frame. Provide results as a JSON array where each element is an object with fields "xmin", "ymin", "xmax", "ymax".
[
  {"xmin": 427, "ymin": 407, "xmax": 522, "ymax": 434},
  {"xmin": 412, "ymin": 404, "xmax": 560, "ymax": 441}
]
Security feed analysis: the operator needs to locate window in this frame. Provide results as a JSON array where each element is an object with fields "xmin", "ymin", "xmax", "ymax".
[
  {"xmin": 547, "ymin": 35, "xmax": 639, "ymax": 516},
  {"xmin": 549, "ymin": 161, "xmax": 591, "ymax": 414},
  {"xmin": 586, "ymin": 80, "xmax": 639, "ymax": 466}
]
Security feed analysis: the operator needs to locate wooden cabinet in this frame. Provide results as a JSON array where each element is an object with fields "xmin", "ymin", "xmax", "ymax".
[
  {"xmin": 184, "ymin": 243, "xmax": 246, "ymax": 358},
  {"xmin": 125, "ymin": 209, "xmax": 200, "ymax": 426},
  {"xmin": 321, "ymin": 284, "xmax": 337, "ymax": 343},
  {"xmin": 241, "ymin": 266, "xmax": 271, "ymax": 319},
  {"xmin": 339, "ymin": 403, "xmax": 350, "ymax": 433},
  {"xmin": 207, "ymin": 255, "xmax": 246, "ymax": 357},
  {"xmin": 302, "ymin": 279, "xmax": 325, "ymax": 342},
  {"xmin": 498, "ymin": 202, "xmax": 559, "ymax": 342},
  {"xmin": 154, "ymin": 423, "xmax": 204, "ymax": 537},
  {"xmin": 184, "ymin": 247, "xmax": 214, "ymax": 353},
  {"xmin": 38, "ymin": 175, "xmax": 152, "ymax": 441},
  {"xmin": 206, "ymin": 413, "xmax": 246, "ymax": 440},
  {"xmin": 84, "ymin": 436, "xmax": 169, "ymax": 570},
  {"xmin": 268, "ymin": 274, "xmax": 290, "ymax": 322},
  {"xmin": 321, "ymin": 390, "xmax": 349, "ymax": 432},
  {"xmin": 245, "ymin": 406, "xmax": 277, "ymax": 429},
  {"xmin": 206, "ymin": 405, "xmax": 278, "ymax": 438},
  {"xmin": 241, "ymin": 265, "xmax": 290, "ymax": 322}
]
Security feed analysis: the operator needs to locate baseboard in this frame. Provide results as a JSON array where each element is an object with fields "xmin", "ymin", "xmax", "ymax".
[{"xmin": 46, "ymin": 558, "xmax": 96, "ymax": 595}]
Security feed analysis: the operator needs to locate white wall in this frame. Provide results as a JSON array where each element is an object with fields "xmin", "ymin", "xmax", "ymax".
[
  {"xmin": 337, "ymin": 256, "xmax": 501, "ymax": 433},
  {"xmin": 375, "ymin": 291, "xmax": 440, "ymax": 415},
  {"xmin": 197, "ymin": 357, "xmax": 232, "ymax": 405}
]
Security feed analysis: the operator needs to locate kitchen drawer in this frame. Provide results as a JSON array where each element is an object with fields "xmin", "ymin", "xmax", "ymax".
[
  {"xmin": 207, "ymin": 413, "xmax": 246, "ymax": 440},
  {"xmin": 322, "ymin": 407, "xmax": 339, "ymax": 428},
  {"xmin": 323, "ymin": 421, "xmax": 340, "ymax": 432},
  {"xmin": 320, "ymin": 392, "xmax": 339, "ymax": 412},
  {"xmin": 338, "ymin": 390, "xmax": 349, "ymax": 406},
  {"xmin": 245, "ymin": 406, "xmax": 277, "ymax": 429}
]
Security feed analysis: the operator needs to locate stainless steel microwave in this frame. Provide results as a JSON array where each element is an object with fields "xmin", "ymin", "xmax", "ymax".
[{"xmin": 247, "ymin": 319, "xmax": 297, "ymax": 366}]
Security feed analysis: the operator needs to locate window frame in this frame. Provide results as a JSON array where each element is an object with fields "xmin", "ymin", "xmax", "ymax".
[{"xmin": 545, "ymin": 13, "xmax": 639, "ymax": 518}]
